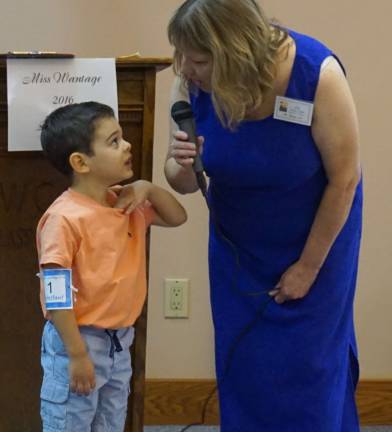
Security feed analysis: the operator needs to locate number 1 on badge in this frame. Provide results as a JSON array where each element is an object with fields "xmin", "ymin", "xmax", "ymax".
[{"xmin": 43, "ymin": 268, "xmax": 73, "ymax": 310}]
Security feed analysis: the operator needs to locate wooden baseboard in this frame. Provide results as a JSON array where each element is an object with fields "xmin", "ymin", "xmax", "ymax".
[
  {"xmin": 356, "ymin": 380, "xmax": 392, "ymax": 424},
  {"xmin": 144, "ymin": 379, "xmax": 392, "ymax": 426}
]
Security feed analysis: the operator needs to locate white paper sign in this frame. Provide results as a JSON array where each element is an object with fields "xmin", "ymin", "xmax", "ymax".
[{"xmin": 7, "ymin": 58, "xmax": 118, "ymax": 151}]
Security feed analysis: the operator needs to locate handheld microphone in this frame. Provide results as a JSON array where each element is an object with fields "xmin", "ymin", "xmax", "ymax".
[{"xmin": 171, "ymin": 100, "xmax": 207, "ymax": 196}]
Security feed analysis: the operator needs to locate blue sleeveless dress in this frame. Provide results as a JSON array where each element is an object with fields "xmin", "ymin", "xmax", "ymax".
[{"xmin": 190, "ymin": 30, "xmax": 362, "ymax": 432}]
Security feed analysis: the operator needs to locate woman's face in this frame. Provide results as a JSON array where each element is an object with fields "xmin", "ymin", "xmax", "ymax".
[{"xmin": 179, "ymin": 48, "xmax": 213, "ymax": 92}]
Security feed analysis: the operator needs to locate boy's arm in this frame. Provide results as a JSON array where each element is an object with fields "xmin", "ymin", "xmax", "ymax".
[
  {"xmin": 113, "ymin": 180, "xmax": 187, "ymax": 227},
  {"xmin": 42, "ymin": 264, "xmax": 96, "ymax": 395},
  {"xmin": 146, "ymin": 182, "xmax": 188, "ymax": 227}
]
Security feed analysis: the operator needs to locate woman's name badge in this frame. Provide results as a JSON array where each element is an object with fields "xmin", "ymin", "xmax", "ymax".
[
  {"xmin": 273, "ymin": 96, "xmax": 314, "ymax": 126},
  {"xmin": 43, "ymin": 268, "xmax": 73, "ymax": 310}
]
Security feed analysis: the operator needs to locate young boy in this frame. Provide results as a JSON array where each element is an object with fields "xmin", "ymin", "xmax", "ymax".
[{"xmin": 36, "ymin": 101, "xmax": 187, "ymax": 431}]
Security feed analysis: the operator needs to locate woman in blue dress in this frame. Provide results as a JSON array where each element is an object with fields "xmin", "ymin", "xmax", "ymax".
[{"xmin": 165, "ymin": 1, "xmax": 362, "ymax": 430}]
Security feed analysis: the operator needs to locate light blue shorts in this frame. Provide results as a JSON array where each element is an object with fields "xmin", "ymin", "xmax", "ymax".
[{"xmin": 40, "ymin": 321, "xmax": 134, "ymax": 432}]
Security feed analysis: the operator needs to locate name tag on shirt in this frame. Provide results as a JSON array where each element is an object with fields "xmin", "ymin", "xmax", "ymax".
[
  {"xmin": 273, "ymin": 96, "xmax": 314, "ymax": 126},
  {"xmin": 43, "ymin": 268, "xmax": 73, "ymax": 310}
]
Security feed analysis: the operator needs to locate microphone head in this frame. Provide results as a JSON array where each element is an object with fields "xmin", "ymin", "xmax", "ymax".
[{"xmin": 171, "ymin": 100, "xmax": 193, "ymax": 123}]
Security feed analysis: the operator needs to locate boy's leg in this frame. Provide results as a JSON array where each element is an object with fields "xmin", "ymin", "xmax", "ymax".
[
  {"xmin": 40, "ymin": 322, "xmax": 104, "ymax": 432},
  {"xmin": 92, "ymin": 327, "xmax": 134, "ymax": 432}
]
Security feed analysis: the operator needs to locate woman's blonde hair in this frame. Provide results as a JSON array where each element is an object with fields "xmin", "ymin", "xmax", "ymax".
[{"xmin": 168, "ymin": 0, "xmax": 289, "ymax": 130}]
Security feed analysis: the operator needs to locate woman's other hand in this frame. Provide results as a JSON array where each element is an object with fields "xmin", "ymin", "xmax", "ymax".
[{"xmin": 269, "ymin": 261, "xmax": 319, "ymax": 304}]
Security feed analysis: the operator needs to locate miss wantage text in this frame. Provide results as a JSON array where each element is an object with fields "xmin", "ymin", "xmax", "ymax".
[{"xmin": 23, "ymin": 72, "xmax": 102, "ymax": 87}]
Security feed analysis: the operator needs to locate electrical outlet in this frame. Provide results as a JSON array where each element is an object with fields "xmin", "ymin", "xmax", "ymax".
[{"xmin": 164, "ymin": 278, "xmax": 189, "ymax": 318}]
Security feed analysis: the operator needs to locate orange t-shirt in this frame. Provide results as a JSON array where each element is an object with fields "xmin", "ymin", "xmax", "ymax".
[{"xmin": 36, "ymin": 188, "xmax": 155, "ymax": 329}]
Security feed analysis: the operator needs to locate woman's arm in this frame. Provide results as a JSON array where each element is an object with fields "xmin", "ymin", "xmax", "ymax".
[
  {"xmin": 271, "ymin": 58, "xmax": 361, "ymax": 303},
  {"xmin": 301, "ymin": 58, "xmax": 361, "ymax": 269},
  {"xmin": 164, "ymin": 76, "xmax": 202, "ymax": 194}
]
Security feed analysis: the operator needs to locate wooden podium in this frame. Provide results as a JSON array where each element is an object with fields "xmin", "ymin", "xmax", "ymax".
[{"xmin": 0, "ymin": 57, "xmax": 171, "ymax": 432}]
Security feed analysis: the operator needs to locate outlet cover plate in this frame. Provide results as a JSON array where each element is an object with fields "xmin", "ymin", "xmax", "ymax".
[{"xmin": 164, "ymin": 278, "xmax": 189, "ymax": 318}]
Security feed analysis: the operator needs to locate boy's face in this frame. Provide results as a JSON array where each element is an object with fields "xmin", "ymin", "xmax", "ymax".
[{"xmin": 86, "ymin": 116, "xmax": 133, "ymax": 185}]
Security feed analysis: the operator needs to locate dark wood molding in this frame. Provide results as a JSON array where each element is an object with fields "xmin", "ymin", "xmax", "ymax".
[
  {"xmin": 356, "ymin": 380, "xmax": 392, "ymax": 424},
  {"xmin": 144, "ymin": 379, "xmax": 392, "ymax": 426}
]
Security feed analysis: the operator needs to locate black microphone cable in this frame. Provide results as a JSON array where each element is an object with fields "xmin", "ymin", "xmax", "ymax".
[{"xmin": 178, "ymin": 171, "xmax": 274, "ymax": 432}]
